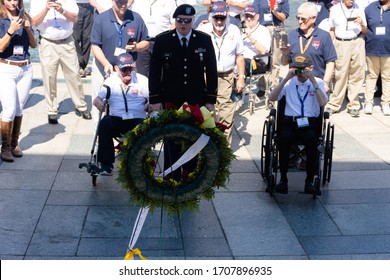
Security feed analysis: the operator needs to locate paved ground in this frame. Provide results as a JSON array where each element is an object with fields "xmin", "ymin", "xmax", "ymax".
[{"xmin": 1, "ymin": 63, "xmax": 390, "ymax": 260}]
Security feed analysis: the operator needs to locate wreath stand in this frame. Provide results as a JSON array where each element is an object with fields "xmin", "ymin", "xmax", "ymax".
[{"xmin": 118, "ymin": 105, "xmax": 235, "ymax": 260}]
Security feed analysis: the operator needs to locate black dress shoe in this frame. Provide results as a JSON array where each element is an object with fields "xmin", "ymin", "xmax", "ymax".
[
  {"xmin": 48, "ymin": 114, "xmax": 58, "ymax": 124},
  {"xmin": 75, "ymin": 109, "xmax": 92, "ymax": 120},
  {"xmin": 274, "ymin": 181, "xmax": 288, "ymax": 194},
  {"xmin": 304, "ymin": 181, "xmax": 316, "ymax": 194}
]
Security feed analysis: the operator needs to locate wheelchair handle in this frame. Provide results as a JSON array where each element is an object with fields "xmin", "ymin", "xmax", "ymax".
[{"xmin": 323, "ymin": 111, "xmax": 330, "ymax": 120}]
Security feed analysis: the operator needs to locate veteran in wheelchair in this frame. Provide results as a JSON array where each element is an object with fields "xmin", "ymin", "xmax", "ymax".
[
  {"xmin": 240, "ymin": 4, "xmax": 272, "ymax": 115},
  {"xmin": 261, "ymin": 53, "xmax": 334, "ymax": 196}
]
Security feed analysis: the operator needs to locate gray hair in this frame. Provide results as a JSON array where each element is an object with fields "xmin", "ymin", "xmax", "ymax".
[{"xmin": 297, "ymin": 2, "xmax": 319, "ymax": 18}]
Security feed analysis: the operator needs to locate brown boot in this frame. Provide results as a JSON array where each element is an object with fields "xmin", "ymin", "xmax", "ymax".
[
  {"xmin": 11, "ymin": 116, "xmax": 23, "ymax": 157},
  {"xmin": 1, "ymin": 121, "xmax": 14, "ymax": 162}
]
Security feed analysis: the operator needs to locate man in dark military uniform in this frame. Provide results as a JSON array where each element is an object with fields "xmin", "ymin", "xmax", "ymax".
[
  {"xmin": 148, "ymin": 4, "xmax": 218, "ymax": 112},
  {"xmin": 148, "ymin": 4, "xmax": 218, "ymax": 181}
]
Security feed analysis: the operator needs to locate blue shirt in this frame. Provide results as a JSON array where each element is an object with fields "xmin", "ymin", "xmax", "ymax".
[
  {"xmin": 288, "ymin": 27, "xmax": 337, "ymax": 79},
  {"xmin": 0, "ymin": 17, "xmax": 32, "ymax": 61},
  {"xmin": 253, "ymin": 0, "xmax": 290, "ymax": 27},
  {"xmin": 91, "ymin": 9, "xmax": 149, "ymax": 75},
  {"xmin": 308, "ymin": 0, "xmax": 332, "ymax": 26},
  {"xmin": 365, "ymin": 1, "xmax": 390, "ymax": 56}
]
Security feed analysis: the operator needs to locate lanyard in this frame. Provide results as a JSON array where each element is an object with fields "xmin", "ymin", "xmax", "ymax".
[
  {"xmin": 380, "ymin": 6, "xmax": 384, "ymax": 26},
  {"xmin": 299, "ymin": 36, "xmax": 313, "ymax": 54},
  {"xmin": 212, "ymin": 32, "xmax": 227, "ymax": 61},
  {"xmin": 296, "ymin": 85, "xmax": 309, "ymax": 117},
  {"xmin": 114, "ymin": 22, "xmax": 125, "ymax": 47},
  {"xmin": 121, "ymin": 85, "xmax": 130, "ymax": 113}
]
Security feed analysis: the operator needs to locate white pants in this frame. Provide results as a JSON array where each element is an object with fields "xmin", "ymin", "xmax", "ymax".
[{"xmin": 0, "ymin": 63, "xmax": 33, "ymax": 122}]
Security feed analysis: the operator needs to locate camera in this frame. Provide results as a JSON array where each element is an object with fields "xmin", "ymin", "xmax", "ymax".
[
  {"xmin": 280, "ymin": 33, "xmax": 288, "ymax": 48},
  {"xmin": 127, "ymin": 38, "xmax": 136, "ymax": 45},
  {"xmin": 240, "ymin": 21, "xmax": 246, "ymax": 33},
  {"xmin": 18, "ymin": 8, "xmax": 25, "ymax": 19},
  {"xmin": 295, "ymin": 68, "xmax": 304, "ymax": 75},
  {"xmin": 230, "ymin": 90, "xmax": 242, "ymax": 103}
]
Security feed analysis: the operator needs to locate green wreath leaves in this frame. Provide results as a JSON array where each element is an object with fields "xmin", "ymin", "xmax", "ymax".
[{"xmin": 117, "ymin": 108, "xmax": 236, "ymax": 215}]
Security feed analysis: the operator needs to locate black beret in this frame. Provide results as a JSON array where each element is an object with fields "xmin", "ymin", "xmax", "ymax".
[{"xmin": 173, "ymin": 4, "xmax": 196, "ymax": 18}]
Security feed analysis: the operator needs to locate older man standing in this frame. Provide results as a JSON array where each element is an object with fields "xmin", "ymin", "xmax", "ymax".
[
  {"xmin": 325, "ymin": 0, "xmax": 367, "ymax": 117},
  {"xmin": 30, "ymin": 0, "xmax": 92, "ymax": 124},
  {"xmin": 198, "ymin": 1, "xmax": 246, "ymax": 145}
]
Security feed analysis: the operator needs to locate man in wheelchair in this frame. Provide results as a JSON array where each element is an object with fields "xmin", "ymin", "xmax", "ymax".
[
  {"xmin": 93, "ymin": 53, "xmax": 149, "ymax": 175},
  {"xmin": 268, "ymin": 54, "xmax": 328, "ymax": 194}
]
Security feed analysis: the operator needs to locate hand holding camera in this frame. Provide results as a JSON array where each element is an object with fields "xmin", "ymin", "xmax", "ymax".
[{"xmin": 126, "ymin": 38, "xmax": 137, "ymax": 52}]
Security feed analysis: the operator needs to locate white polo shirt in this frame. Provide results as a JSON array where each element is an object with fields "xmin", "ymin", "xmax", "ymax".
[
  {"xmin": 242, "ymin": 22, "xmax": 271, "ymax": 65},
  {"xmin": 198, "ymin": 22, "xmax": 244, "ymax": 73},
  {"xmin": 329, "ymin": 2, "xmax": 366, "ymax": 39},
  {"xmin": 131, "ymin": 0, "xmax": 176, "ymax": 38},
  {"xmin": 30, "ymin": 0, "xmax": 79, "ymax": 40}
]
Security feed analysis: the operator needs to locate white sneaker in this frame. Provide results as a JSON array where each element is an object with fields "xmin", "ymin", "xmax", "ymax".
[
  {"xmin": 364, "ymin": 103, "xmax": 373, "ymax": 114},
  {"xmin": 382, "ymin": 104, "xmax": 390, "ymax": 116}
]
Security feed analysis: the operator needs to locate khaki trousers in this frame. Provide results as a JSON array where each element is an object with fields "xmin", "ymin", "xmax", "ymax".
[
  {"xmin": 327, "ymin": 37, "xmax": 365, "ymax": 111},
  {"xmin": 39, "ymin": 36, "xmax": 87, "ymax": 114},
  {"xmin": 216, "ymin": 73, "xmax": 235, "ymax": 145},
  {"xmin": 365, "ymin": 55, "xmax": 390, "ymax": 105}
]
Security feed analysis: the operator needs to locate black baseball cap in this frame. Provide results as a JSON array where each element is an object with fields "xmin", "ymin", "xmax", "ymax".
[
  {"xmin": 173, "ymin": 4, "xmax": 196, "ymax": 18},
  {"xmin": 290, "ymin": 54, "xmax": 314, "ymax": 68}
]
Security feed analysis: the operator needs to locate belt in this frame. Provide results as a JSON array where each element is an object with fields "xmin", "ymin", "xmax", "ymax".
[
  {"xmin": 218, "ymin": 69, "xmax": 234, "ymax": 77},
  {"xmin": 0, "ymin": 58, "xmax": 31, "ymax": 67},
  {"xmin": 335, "ymin": 33, "xmax": 362, "ymax": 41},
  {"xmin": 284, "ymin": 116, "xmax": 318, "ymax": 122},
  {"xmin": 41, "ymin": 36, "xmax": 71, "ymax": 44}
]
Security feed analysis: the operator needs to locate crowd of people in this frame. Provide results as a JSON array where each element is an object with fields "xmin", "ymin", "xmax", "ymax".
[{"xmin": 0, "ymin": 0, "xmax": 389, "ymax": 171}]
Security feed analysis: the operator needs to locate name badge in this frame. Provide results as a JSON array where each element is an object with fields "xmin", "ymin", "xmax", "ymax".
[
  {"xmin": 375, "ymin": 26, "xmax": 386, "ymax": 35},
  {"xmin": 13, "ymin": 45, "xmax": 24, "ymax": 55},
  {"xmin": 114, "ymin": 47, "xmax": 126, "ymax": 56},
  {"xmin": 264, "ymin": 13, "xmax": 273, "ymax": 22},
  {"xmin": 122, "ymin": 112, "xmax": 133, "ymax": 120},
  {"xmin": 297, "ymin": 117, "xmax": 309, "ymax": 128}
]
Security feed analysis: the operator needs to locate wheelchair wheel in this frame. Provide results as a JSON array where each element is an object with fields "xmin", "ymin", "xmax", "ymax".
[
  {"xmin": 260, "ymin": 116, "xmax": 277, "ymax": 195},
  {"xmin": 322, "ymin": 122, "xmax": 334, "ymax": 185}
]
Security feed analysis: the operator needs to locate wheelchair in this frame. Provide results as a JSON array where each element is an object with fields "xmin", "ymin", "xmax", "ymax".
[
  {"xmin": 242, "ymin": 52, "xmax": 273, "ymax": 115},
  {"xmin": 260, "ymin": 96, "xmax": 335, "ymax": 198}
]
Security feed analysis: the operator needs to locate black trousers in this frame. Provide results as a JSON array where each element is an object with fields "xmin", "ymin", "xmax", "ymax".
[
  {"xmin": 72, "ymin": 3, "xmax": 94, "ymax": 70},
  {"xmin": 277, "ymin": 118, "xmax": 320, "ymax": 183},
  {"xmin": 97, "ymin": 116, "xmax": 143, "ymax": 164}
]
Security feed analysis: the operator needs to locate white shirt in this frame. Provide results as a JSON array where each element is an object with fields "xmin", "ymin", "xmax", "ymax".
[
  {"xmin": 329, "ymin": 2, "xmax": 367, "ymax": 39},
  {"xmin": 198, "ymin": 22, "xmax": 244, "ymax": 73},
  {"xmin": 99, "ymin": 72, "xmax": 149, "ymax": 119},
  {"xmin": 242, "ymin": 23, "xmax": 271, "ymax": 64},
  {"xmin": 227, "ymin": 0, "xmax": 254, "ymax": 17},
  {"xmin": 131, "ymin": 0, "xmax": 176, "ymax": 38},
  {"xmin": 278, "ymin": 77, "xmax": 327, "ymax": 117},
  {"xmin": 94, "ymin": 0, "xmax": 112, "ymax": 12},
  {"xmin": 30, "ymin": 0, "xmax": 79, "ymax": 40}
]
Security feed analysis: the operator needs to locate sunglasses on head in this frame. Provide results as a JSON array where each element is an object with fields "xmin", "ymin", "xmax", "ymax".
[
  {"xmin": 244, "ymin": 14, "xmax": 255, "ymax": 19},
  {"xmin": 213, "ymin": 16, "xmax": 227, "ymax": 21},
  {"xmin": 175, "ymin": 17, "xmax": 193, "ymax": 24},
  {"xmin": 296, "ymin": 16, "xmax": 310, "ymax": 23}
]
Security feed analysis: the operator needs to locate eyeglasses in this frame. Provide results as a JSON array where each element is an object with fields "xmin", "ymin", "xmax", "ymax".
[
  {"xmin": 213, "ymin": 16, "xmax": 227, "ymax": 21},
  {"xmin": 175, "ymin": 17, "xmax": 194, "ymax": 24},
  {"xmin": 243, "ymin": 14, "xmax": 255, "ymax": 19},
  {"xmin": 296, "ymin": 16, "xmax": 310, "ymax": 23},
  {"xmin": 119, "ymin": 66, "xmax": 134, "ymax": 73}
]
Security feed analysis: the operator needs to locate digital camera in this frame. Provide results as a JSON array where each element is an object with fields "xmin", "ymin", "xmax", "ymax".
[{"xmin": 295, "ymin": 68, "xmax": 304, "ymax": 75}]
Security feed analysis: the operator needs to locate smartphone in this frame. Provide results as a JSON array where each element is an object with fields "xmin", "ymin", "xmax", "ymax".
[
  {"xmin": 347, "ymin": 17, "xmax": 357, "ymax": 21},
  {"xmin": 18, "ymin": 8, "xmax": 25, "ymax": 19},
  {"xmin": 281, "ymin": 33, "xmax": 288, "ymax": 48},
  {"xmin": 127, "ymin": 38, "xmax": 136, "ymax": 45}
]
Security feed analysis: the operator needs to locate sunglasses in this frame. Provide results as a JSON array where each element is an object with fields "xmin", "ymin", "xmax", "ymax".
[
  {"xmin": 296, "ymin": 16, "xmax": 310, "ymax": 23},
  {"xmin": 120, "ymin": 66, "xmax": 134, "ymax": 73},
  {"xmin": 175, "ymin": 17, "xmax": 193, "ymax": 24},
  {"xmin": 243, "ymin": 14, "xmax": 255, "ymax": 19},
  {"xmin": 115, "ymin": 0, "xmax": 128, "ymax": 7},
  {"xmin": 213, "ymin": 16, "xmax": 227, "ymax": 21}
]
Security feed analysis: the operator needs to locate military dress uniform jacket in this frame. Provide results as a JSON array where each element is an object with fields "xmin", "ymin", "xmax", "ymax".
[{"xmin": 149, "ymin": 29, "xmax": 218, "ymax": 107}]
